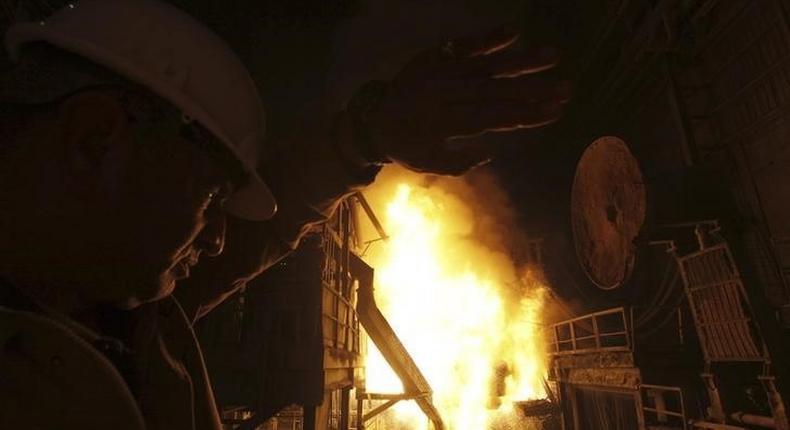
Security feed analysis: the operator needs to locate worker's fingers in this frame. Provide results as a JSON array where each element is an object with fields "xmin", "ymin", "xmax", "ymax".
[
  {"xmin": 491, "ymin": 47, "xmax": 560, "ymax": 78},
  {"xmin": 441, "ymin": 47, "xmax": 560, "ymax": 79},
  {"xmin": 449, "ymin": 27, "xmax": 520, "ymax": 57},
  {"xmin": 443, "ymin": 77, "xmax": 573, "ymax": 105},
  {"xmin": 439, "ymin": 101, "xmax": 565, "ymax": 137}
]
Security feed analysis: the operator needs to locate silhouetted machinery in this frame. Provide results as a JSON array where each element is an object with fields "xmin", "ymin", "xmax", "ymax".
[
  {"xmin": 526, "ymin": 0, "xmax": 790, "ymax": 429},
  {"xmin": 197, "ymin": 195, "xmax": 444, "ymax": 430}
]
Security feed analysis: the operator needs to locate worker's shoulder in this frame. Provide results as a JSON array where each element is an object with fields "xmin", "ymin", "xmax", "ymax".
[{"xmin": 0, "ymin": 306, "xmax": 146, "ymax": 430}]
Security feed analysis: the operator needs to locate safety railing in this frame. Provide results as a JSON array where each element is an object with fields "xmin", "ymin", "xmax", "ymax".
[
  {"xmin": 549, "ymin": 307, "xmax": 632, "ymax": 356},
  {"xmin": 641, "ymin": 384, "xmax": 688, "ymax": 430}
]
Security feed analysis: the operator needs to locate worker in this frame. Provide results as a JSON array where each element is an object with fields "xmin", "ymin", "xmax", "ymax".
[
  {"xmin": 0, "ymin": 2, "xmax": 569, "ymax": 430},
  {"xmin": 0, "ymin": 1, "xmax": 276, "ymax": 428}
]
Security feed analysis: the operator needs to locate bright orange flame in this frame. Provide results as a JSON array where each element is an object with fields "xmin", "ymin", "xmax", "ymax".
[{"xmin": 361, "ymin": 168, "xmax": 548, "ymax": 430}]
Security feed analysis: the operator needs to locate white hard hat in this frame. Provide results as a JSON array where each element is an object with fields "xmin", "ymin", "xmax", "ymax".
[{"xmin": 4, "ymin": 0, "xmax": 276, "ymax": 221}]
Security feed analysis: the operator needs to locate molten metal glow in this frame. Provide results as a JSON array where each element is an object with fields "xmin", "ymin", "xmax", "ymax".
[{"xmin": 362, "ymin": 171, "xmax": 548, "ymax": 430}]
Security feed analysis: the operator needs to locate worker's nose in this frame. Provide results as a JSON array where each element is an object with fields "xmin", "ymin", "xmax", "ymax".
[{"xmin": 198, "ymin": 202, "xmax": 226, "ymax": 257}]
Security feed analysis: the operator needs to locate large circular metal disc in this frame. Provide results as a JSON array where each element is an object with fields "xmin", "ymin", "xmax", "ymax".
[{"xmin": 571, "ymin": 136, "xmax": 646, "ymax": 290}]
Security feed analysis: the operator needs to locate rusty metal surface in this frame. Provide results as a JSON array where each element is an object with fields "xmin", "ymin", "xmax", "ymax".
[
  {"xmin": 565, "ymin": 367, "xmax": 641, "ymax": 390},
  {"xmin": 553, "ymin": 350, "xmax": 635, "ymax": 370},
  {"xmin": 514, "ymin": 399, "xmax": 559, "ymax": 417},
  {"xmin": 571, "ymin": 137, "xmax": 647, "ymax": 290}
]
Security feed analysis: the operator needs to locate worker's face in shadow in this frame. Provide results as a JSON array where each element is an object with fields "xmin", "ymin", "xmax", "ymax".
[
  {"xmin": 108, "ymin": 98, "xmax": 235, "ymax": 307},
  {"xmin": 8, "ymin": 90, "xmax": 235, "ymax": 308}
]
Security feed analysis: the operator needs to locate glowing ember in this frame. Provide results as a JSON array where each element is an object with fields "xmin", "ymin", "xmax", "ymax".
[{"xmin": 360, "ymin": 167, "xmax": 548, "ymax": 430}]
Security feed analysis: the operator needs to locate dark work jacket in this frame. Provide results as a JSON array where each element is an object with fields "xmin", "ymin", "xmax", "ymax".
[{"xmin": 0, "ymin": 281, "xmax": 222, "ymax": 430}]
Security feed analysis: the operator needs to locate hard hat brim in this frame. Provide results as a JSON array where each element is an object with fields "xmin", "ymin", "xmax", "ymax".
[{"xmin": 226, "ymin": 171, "xmax": 278, "ymax": 221}]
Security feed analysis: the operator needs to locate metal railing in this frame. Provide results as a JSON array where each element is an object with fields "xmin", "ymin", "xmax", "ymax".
[
  {"xmin": 641, "ymin": 384, "xmax": 688, "ymax": 430},
  {"xmin": 549, "ymin": 307, "xmax": 632, "ymax": 356}
]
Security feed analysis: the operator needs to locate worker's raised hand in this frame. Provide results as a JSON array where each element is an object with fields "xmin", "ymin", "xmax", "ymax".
[{"xmin": 366, "ymin": 28, "xmax": 571, "ymax": 175}]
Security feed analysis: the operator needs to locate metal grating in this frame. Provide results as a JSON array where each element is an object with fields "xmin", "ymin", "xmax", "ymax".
[{"xmin": 677, "ymin": 243, "xmax": 765, "ymax": 361}]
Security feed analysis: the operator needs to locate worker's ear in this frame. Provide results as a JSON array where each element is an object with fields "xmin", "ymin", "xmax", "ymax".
[{"xmin": 57, "ymin": 90, "xmax": 130, "ymax": 194}]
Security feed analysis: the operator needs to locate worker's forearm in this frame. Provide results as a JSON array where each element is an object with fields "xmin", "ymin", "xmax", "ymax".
[
  {"xmin": 176, "ymin": 110, "xmax": 382, "ymax": 323},
  {"xmin": 258, "ymin": 109, "xmax": 382, "ymax": 248}
]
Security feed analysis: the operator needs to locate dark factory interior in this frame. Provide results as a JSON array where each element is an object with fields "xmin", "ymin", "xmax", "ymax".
[{"xmin": 2, "ymin": 1, "xmax": 790, "ymax": 430}]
